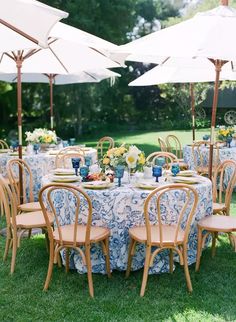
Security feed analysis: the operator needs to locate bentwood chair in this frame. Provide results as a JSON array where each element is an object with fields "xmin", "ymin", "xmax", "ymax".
[
  {"xmin": 0, "ymin": 139, "xmax": 9, "ymax": 149},
  {"xmin": 191, "ymin": 141, "xmax": 220, "ymax": 176},
  {"xmin": 195, "ymin": 160, "xmax": 236, "ymax": 270},
  {"xmin": 0, "ymin": 175, "xmax": 53, "ymax": 274},
  {"xmin": 157, "ymin": 137, "xmax": 168, "ymax": 152},
  {"xmin": 39, "ymin": 183, "xmax": 111, "ymax": 297},
  {"xmin": 166, "ymin": 135, "xmax": 188, "ymax": 170},
  {"xmin": 55, "ymin": 147, "xmax": 85, "ymax": 168},
  {"xmin": 96, "ymin": 136, "xmax": 114, "ymax": 159},
  {"xmin": 146, "ymin": 151, "xmax": 178, "ymax": 169},
  {"xmin": 7, "ymin": 158, "xmax": 41, "ymax": 213},
  {"xmin": 126, "ymin": 184, "xmax": 198, "ymax": 296}
]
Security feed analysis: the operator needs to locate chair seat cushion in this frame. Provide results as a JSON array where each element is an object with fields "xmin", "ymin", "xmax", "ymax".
[
  {"xmin": 18, "ymin": 201, "xmax": 41, "ymax": 212},
  {"xmin": 12, "ymin": 211, "xmax": 53, "ymax": 228},
  {"xmin": 53, "ymin": 225, "xmax": 110, "ymax": 244},
  {"xmin": 129, "ymin": 225, "xmax": 184, "ymax": 245},
  {"xmin": 198, "ymin": 215, "xmax": 236, "ymax": 232}
]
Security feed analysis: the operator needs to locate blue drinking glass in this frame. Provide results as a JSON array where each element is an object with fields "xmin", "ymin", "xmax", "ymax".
[
  {"xmin": 171, "ymin": 163, "xmax": 180, "ymax": 177},
  {"xmin": 114, "ymin": 165, "xmax": 125, "ymax": 187},
  {"xmin": 79, "ymin": 166, "xmax": 89, "ymax": 181},
  {"xmin": 33, "ymin": 143, "xmax": 40, "ymax": 154},
  {"xmin": 152, "ymin": 165, "xmax": 162, "ymax": 182},
  {"xmin": 69, "ymin": 138, "xmax": 76, "ymax": 146},
  {"xmin": 11, "ymin": 141, "xmax": 19, "ymax": 152},
  {"xmin": 71, "ymin": 157, "xmax": 81, "ymax": 176},
  {"xmin": 62, "ymin": 140, "xmax": 69, "ymax": 147},
  {"xmin": 85, "ymin": 156, "xmax": 92, "ymax": 167},
  {"xmin": 203, "ymin": 134, "xmax": 210, "ymax": 141},
  {"xmin": 155, "ymin": 157, "xmax": 166, "ymax": 167},
  {"xmin": 226, "ymin": 137, "xmax": 232, "ymax": 148}
]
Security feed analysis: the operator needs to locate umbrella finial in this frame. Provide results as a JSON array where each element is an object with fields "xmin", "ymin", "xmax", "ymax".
[{"xmin": 221, "ymin": 0, "xmax": 229, "ymax": 5}]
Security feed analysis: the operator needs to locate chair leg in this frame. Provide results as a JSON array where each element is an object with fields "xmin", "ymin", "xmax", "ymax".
[
  {"xmin": 28, "ymin": 228, "xmax": 32, "ymax": 239},
  {"xmin": 183, "ymin": 245, "xmax": 192, "ymax": 292},
  {"xmin": 85, "ymin": 245, "xmax": 94, "ymax": 298},
  {"xmin": 104, "ymin": 237, "xmax": 111, "ymax": 278},
  {"xmin": 195, "ymin": 226, "xmax": 203, "ymax": 272},
  {"xmin": 10, "ymin": 229, "xmax": 18, "ymax": 274},
  {"xmin": 44, "ymin": 241, "xmax": 55, "ymax": 291},
  {"xmin": 211, "ymin": 232, "xmax": 218, "ymax": 258},
  {"xmin": 140, "ymin": 245, "xmax": 151, "ymax": 297},
  {"xmin": 65, "ymin": 248, "xmax": 70, "ymax": 273},
  {"xmin": 169, "ymin": 249, "xmax": 173, "ymax": 274},
  {"xmin": 125, "ymin": 238, "xmax": 136, "ymax": 278},
  {"xmin": 3, "ymin": 228, "xmax": 12, "ymax": 261}
]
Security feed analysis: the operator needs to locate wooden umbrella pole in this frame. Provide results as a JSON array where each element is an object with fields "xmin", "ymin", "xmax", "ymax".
[
  {"xmin": 190, "ymin": 83, "xmax": 195, "ymax": 142},
  {"xmin": 16, "ymin": 52, "xmax": 23, "ymax": 203},
  {"xmin": 208, "ymin": 60, "xmax": 223, "ymax": 180}
]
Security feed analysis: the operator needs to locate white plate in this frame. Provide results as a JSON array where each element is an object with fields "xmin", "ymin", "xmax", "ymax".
[
  {"xmin": 134, "ymin": 180, "xmax": 160, "ymax": 190},
  {"xmin": 82, "ymin": 180, "xmax": 113, "ymax": 189},
  {"xmin": 170, "ymin": 176, "xmax": 202, "ymax": 184},
  {"xmin": 51, "ymin": 175, "xmax": 80, "ymax": 183},
  {"xmin": 53, "ymin": 168, "xmax": 75, "ymax": 175}
]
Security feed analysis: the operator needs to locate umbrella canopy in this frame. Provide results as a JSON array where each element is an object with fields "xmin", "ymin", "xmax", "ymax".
[
  {"xmin": 0, "ymin": 69, "xmax": 120, "ymax": 129},
  {"xmin": 0, "ymin": 0, "xmax": 68, "ymax": 50},
  {"xmin": 117, "ymin": 0, "xmax": 236, "ymax": 178}
]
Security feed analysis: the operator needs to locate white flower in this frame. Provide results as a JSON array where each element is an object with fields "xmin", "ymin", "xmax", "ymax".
[
  {"xmin": 126, "ymin": 152, "xmax": 138, "ymax": 169},
  {"xmin": 128, "ymin": 145, "xmax": 141, "ymax": 156}
]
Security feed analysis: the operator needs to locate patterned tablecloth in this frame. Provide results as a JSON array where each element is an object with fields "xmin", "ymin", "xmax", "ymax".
[
  {"xmin": 0, "ymin": 148, "xmax": 97, "ymax": 200},
  {"xmin": 42, "ymin": 175, "xmax": 212, "ymax": 275},
  {"xmin": 183, "ymin": 144, "xmax": 236, "ymax": 170}
]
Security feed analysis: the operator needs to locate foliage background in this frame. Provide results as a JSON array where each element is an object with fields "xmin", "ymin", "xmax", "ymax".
[{"xmin": 0, "ymin": 0, "xmax": 236, "ymax": 141}]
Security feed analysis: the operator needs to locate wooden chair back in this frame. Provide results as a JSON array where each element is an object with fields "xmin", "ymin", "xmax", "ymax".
[
  {"xmin": 7, "ymin": 158, "xmax": 34, "ymax": 205},
  {"xmin": 0, "ymin": 175, "xmax": 17, "ymax": 228},
  {"xmin": 166, "ymin": 135, "xmax": 183, "ymax": 159},
  {"xmin": 212, "ymin": 160, "xmax": 236, "ymax": 215},
  {"xmin": 143, "ymin": 184, "xmax": 198, "ymax": 247},
  {"xmin": 96, "ymin": 136, "xmax": 114, "ymax": 159},
  {"xmin": 55, "ymin": 147, "xmax": 85, "ymax": 168},
  {"xmin": 39, "ymin": 183, "xmax": 93, "ymax": 247},
  {"xmin": 146, "ymin": 151, "xmax": 178, "ymax": 169},
  {"xmin": 0, "ymin": 140, "xmax": 9, "ymax": 149},
  {"xmin": 157, "ymin": 137, "xmax": 167, "ymax": 152},
  {"xmin": 191, "ymin": 141, "xmax": 220, "ymax": 173}
]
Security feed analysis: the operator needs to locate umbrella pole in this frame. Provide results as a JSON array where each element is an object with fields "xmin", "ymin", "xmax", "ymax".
[
  {"xmin": 208, "ymin": 60, "xmax": 224, "ymax": 179},
  {"xmin": 49, "ymin": 74, "xmax": 54, "ymax": 130},
  {"xmin": 16, "ymin": 52, "xmax": 23, "ymax": 203},
  {"xmin": 190, "ymin": 83, "xmax": 195, "ymax": 142}
]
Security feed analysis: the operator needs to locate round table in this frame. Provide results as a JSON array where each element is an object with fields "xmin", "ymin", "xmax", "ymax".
[
  {"xmin": 0, "ymin": 148, "xmax": 97, "ymax": 200},
  {"xmin": 42, "ymin": 175, "xmax": 213, "ymax": 275}
]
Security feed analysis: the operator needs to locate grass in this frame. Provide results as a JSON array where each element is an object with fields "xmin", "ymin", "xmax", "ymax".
[{"xmin": 1, "ymin": 128, "xmax": 236, "ymax": 322}]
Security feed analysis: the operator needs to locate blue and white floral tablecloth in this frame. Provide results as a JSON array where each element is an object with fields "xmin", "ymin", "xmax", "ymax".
[
  {"xmin": 0, "ymin": 148, "xmax": 97, "ymax": 200},
  {"xmin": 42, "ymin": 176, "xmax": 212, "ymax": 275}
]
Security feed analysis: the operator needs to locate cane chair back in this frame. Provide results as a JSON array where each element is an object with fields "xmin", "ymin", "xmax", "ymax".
[
  {"xmin": 39, "ymin": 183, "xmax": 111, "ymax": 297},
  {"xmin": 7, "ymin": 158, "xmax": 34, "ymax": 205},
  {"xmin": 55, "ymin": 147, "xmax": 85, "ymax": 168},
  {"xmin": 191, "ymin": 141, "xmax": 220, "ymax": 176},
  {"xmin": 157, "ymin": 137, "xmax": 167, "ymax": 152},
  {"xmin": 146, "ymin": 151, "xmax": 178, "ymax": 169},
  {"xmin": 166, "ymin": 135, "xmax": 183, "ymax": 159},
  {"xmin": 0, "ymin": 140, "xmax": 9, "ymax": 149},
  {"xmin": 126, "ymin": 184, "xmax": 198, "ymax": 296},
  {"xmin": 212, "ymin": 160, "xmax": 236, "ymax": 216},
  {"xmin": 96, "ymin": 136, "xmax": 114, "ymax": 159},
  {"xmin": 0, "ymin": 175, "xmax": 52, "ymax": 274}
]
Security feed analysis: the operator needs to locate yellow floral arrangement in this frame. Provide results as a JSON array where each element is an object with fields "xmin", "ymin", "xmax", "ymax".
[
  {"xmin": 217, "ymin": 126, "xmax": 234, "ymax": 141},
  {"xmin": 101, "ymin": 144, "xmax": 146, "ymax": 171},
  {"xmin": 25, "ymin": 128, "xmax": 57, "ymax": 144}
]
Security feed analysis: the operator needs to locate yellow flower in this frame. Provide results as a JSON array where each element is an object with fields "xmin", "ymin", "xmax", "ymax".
[
  {"xmin": 114, "ymin": 148, "xmax": 122, "ymax": 157},
  {"xmin": 138, "ymin": 154, "xmax": 145, "ymax": 165},
  {"xmin": 103, "ymin": 157, "xmax": 110, "ymax": 165}
]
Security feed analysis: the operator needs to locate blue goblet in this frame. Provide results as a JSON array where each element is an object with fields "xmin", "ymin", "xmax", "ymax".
[
  {"xmin": 62, "ymin": 140, "xmax": 69, "ymax": 147},
  {"xmin": 85, "ymin": 156, "xmax": 92, "ymax": 167},
  {"xmin": 69, "ymin": 138, "xmax": 76, "ymax": 146},
  {"xmin": 33, "ymin": 143, "xmax": 40, "ymax": 154},
  {"xmin": 11, "ymin": 141, "xmax": 19, "ymax": 152},
  {"xmin": 226, "ymin": 137, "xmax": 232, "ymax": 148},
  {"xmin": 155, "ymin": 157, "xmax": 166, "ymax": 167},
  {"xmin": 71, "ymin": 157, "xmax": 81, "ymax": 176},
  {"xmin": 114, "ymin": 165, "xmax": 125, "ymax": 187},
  {"xmin": 171, "ymin": 163, "xmax": 180, "ymax": 177},
  {"xmin": 79, "ymin": 166, "xmax": 89, "ymax": 181},
  {"xmin": 152, "ymin": 165, "xmax": 162, "ymax": 182}
]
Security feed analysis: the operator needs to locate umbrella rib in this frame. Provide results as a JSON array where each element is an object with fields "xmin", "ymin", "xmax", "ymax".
[
  {"xmin": 84, "ymin": 71, "xmax": 98, "ymax": 81},
  {"xmin": 0, "ymin": 19, "xmax": 39, "ymax": 46},
  {"xmin": 48, "ymin": 46, "xmax": 69, "ymax": 74}
]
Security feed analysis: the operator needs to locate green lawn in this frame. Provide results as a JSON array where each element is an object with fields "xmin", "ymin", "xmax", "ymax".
[{"xmin": 1, "ymin": 128, "xmax": 236, "ymax": 322}]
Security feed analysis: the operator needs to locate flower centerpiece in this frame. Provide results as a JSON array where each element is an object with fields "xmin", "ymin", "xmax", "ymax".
[
  {"xmin": 101, "ymin": 144, "xmax": 146, "ymax": 172},
  {"xmin": 217, "ymin": 126, "xmax": 234, "ymax": 143},
  {"xmin": 25, "ymin": 128, "xmax": 57, "ymax": 151}
]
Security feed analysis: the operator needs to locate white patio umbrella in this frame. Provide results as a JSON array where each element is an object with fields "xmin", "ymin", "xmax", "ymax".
[
  {"xmin": 129, "ymin": 57, "xmax": 236, "ymax": 140},
  {"xmin": 0, "ymin": 69, "xmax": 120, "ymax": 129},
  {"xmin": 117, "ymin": 0, "xmax": 236, "ymax": 178}
]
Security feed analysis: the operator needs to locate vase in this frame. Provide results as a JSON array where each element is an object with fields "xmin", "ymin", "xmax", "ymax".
[{"xmin": 40, "ymin": 143, "xmax": 50, "ymax": 152}]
